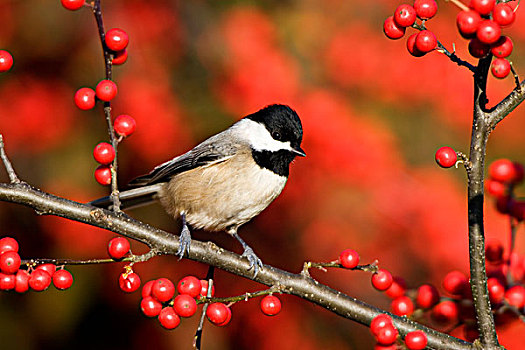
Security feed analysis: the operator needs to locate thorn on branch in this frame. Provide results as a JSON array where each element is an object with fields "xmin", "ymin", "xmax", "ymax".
[
  {"xmin": 436, "ymin": 42, "xmax": 477, "ymax": 73},
  {"xmin": 0, "ymin": 135, "xmax": 20, "ymax": 184},
  {"xmin": 509, "ymin": 62, "xmax": 522, "ymax": 94}
]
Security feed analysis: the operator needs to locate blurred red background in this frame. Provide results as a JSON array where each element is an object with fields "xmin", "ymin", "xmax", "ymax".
[{"xmin": 0, "ymin": 0, "xmax": 524, "ymax": 349}]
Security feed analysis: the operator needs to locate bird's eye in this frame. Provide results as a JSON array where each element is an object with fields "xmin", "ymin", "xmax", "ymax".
[{"xmin": 272, "ymin": 131, "xmax": 281, "ymax": 140}]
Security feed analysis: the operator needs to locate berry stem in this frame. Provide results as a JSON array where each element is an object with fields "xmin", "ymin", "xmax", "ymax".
[
  {"xmin": 197, "ymin": 286, "xmax": 281, "ymax": 305},
  {"xmin": 436, "ymin": 42, "xmax": 476, "ymax": 73},
  {"xmin": 446, "ymin": 0, "xmax": 469, "ymax": 12},
  {"xmin": 301, "ymin": 260, "xmax": 378, "ymax": 277},
  {"xmin": 0, "ymin": 135, "xmax": 20, "ymax": 184},
  {"xmin": 92, "ymin": 0, "xmax": 121, "ymax": 211}
]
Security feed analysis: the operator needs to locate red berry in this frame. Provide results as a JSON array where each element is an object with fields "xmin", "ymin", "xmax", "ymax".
[
  {"xmin": 158, "ymin": 306, "xmax": 180, "ymax": 329},
  {"xmin": 260, "ymin": 295, "xmax": 282, "ymax": 316},
  {"xmin": 405, "ymin": 330, "xmax": 428, "ymax": 350},
  {"xmin": 61, "ymin": 0, "xmax": 85, "ymax": 11},
  {"xmin": 93, "ymin": 142, "xmax": 115, "ymax": 165},
  {"xmin": 375, "ymin": 323, "xmax": 398, "ymax": 346},
  {"xmin": 372, "ymin": 269, "xmax": 393, "ymax": 291},
  {"xmin": 457, "ymin": 10, "xmax": 482, "ymax": 37},
  {"xmin": 391, "ymin": 296, "xmax": 414, "ymax": 316},
  {"xmin": 393, "ymin": 5, "xmax": 417, "ymax": 27},
  {"xmin": 491, "ymin": 58, "xmax": 510, "ymax": 79},
  {"xmin": 95, "ymin": 79, "xmax": 117, "ymax": 102},
  {"xmin": 114, "ymin": 115, "xmax": 136, "ymax": 137},
  {"xmin": 435, "ymin": 146, "xmax": 457, "ymax": 168},
  {"xmin": 14, "ymin": 270, "xmax": 30, "ymax": 293},
  {"xmin": 489, "ymin": 159, "xmax": 520, "ymax": 183},
  {"xmin": 491, "ymin": 36, "xmax": 513, "ymax": 58},
  {"xmin": 407, "ymin": 33, "xmax": 425, "ymax": 57},
  {"xmin": 173, "ymin": 294, "xmax": 197, "ymax": 317},
  {"xmin": 374, "ymin": 345, "xmax": 397, "ymax": 350},
  {"xmin": 432, "ymin": 300, "xmax": 459, "ymax": 324},
  {"xmin": 416, "ymin": 284, "xmax": 440, "ymax": 309},
  {"xmin": 152, "ymin": 278, "xmax": 176, "ymax": 302},
  {"xmin": 199, "ymin": 279, "xmax": 215, "ymax": 297},
  {"xmin": 493, "ymin": 3, "xmax": 515, "ymax": 27},
  {"xmin": 0, "ymin": 273, "xmax": 15, "ymax": 290},
  {"xmin": 0, "ymin": 251, "xmax": 21, "ymax": 274},
  {"xmin": 0, "ymin": 50, "xmax": 13, "ymax": 72},
  {"xmin": 487, "ymin": 277, "xmax": 505, "ymax": 304},
  {"xmin": 413, "ymin": 0, "xmax": 438, "ymax": 19},
  {"xmin": 443, "ymin": 270, "xmax": 469, "ymax": 295},
  {"xmin": 107, "ymin": 237, "xmax": 130, "ymax": 260},
  {"xmin": 216, "ymin": 305, "xmax": 232, "ymax": 326},
  {"xmin": 105, "ymin": 28, "xmax": 129, "ymax": 52},
  {"xmin": 468, "ymin": 38, "xmax": 490, "ymax": 58},
  {"xmin": 370, "ymin": 314, "xmax": 393, "ymax": 336},
  {"xmin": 177, "ymin": 275, "xmax": 202, "ymax": 298},
  {"xmin": 469, "ymin": 0, "xmax": 496, "ymax": 15},
  {"xmin": 0, "ymin": 237, "xmax": 19, "ymax": 255},
  {"xmin": 74, "ymin": 87, "xmax": 96, "ymax": 110},
  {"xmin": 112, "ymin": 50, "xmax": 128, "ymax": 65},
  {"xmin": 385, "ymin": 276, "xmax": 406, "ymax": 299},
  {"xmin": 53, "ymin": 269, "xmax": 73, "ymax": 290},
  {"xmin": 141, "ymin": 296, "xmax": 163, "ymax": 317},
  {"xmin": 36, "ymin": 263, "xmax": 56, "ymax": 276},
  {"xmin": 504, "ymin": 285, "xmax": 525, "ymax": 308},
  {"xmin": 383, "ymin": 16, "xmax": 405, "ymax": 40},
  {"xmin": 485, "ymin": 179, "xmax": 506, "ymax": 198},
  {"xmin": 206, "ymin": 303, "xmax": 231, "ymax": 325},
  {"xmin": 339, "ymin": 248, "xmax": 360, "ymax": 269},
  {"xmin": 142, "ymin": 280, "xmax": 155, "ymax": 298},
  {"xmin": 415, "ymin": 30, "xmax": 437, "ymax": 53},
  {"xmin": 94, "ymin": 165, "xmax": 112, "ymax": 186},
  {"xmin": 477, "ymin": 20, "xmax": 501, "ymax": 45},
  {"xmin": 119, "ymin": 272, "xmax": 141, "ymax": 293},
  {"xmin": 485, "ymin": 240, "xmax": 504, "ymax": 263},
  {"xmin": 29, "ymin": 269, "xmax": 52, "ymax": 291}
]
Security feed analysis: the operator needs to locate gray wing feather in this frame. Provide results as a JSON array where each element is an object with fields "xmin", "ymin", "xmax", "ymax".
[{"xmin": 128, "ymin": 131, "xmax": 239, "ymax": 187}]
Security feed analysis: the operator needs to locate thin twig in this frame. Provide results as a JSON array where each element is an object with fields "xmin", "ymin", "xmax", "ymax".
[
  {"xmin": 436, "ymin": 42, "xmax": 477, "ymax": 73},
  {"xmin": 21, "ymin": 250, "xmax": 157, "ymax": 267},
  {"xmin": 194, "ymin": 267, "xmax": 215, "ymax": 350},
  {"xmin": 0, "ymin": 135, "xmax": 20, "ymax": 184},
  {"xmin": 92, "ymin": 0, "xmax": 121, "ymax": 211}
]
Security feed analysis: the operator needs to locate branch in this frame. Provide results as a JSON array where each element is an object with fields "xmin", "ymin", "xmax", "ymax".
[
  {"xmin": 0, "ymin": 181, "xmax": 473, "ymax": 350},
  {"xmin": 467, "ymin": 55, "xmax": 502, "ymax": 349}
]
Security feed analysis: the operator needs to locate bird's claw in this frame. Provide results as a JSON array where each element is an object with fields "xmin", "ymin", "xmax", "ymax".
[
  {"xmin": 176, "ymin": 224, "xmax": 191, "ymax": 259},
  {"xmin": 241, "ymin": 247, "xmax": 263, "ymax": 278}
]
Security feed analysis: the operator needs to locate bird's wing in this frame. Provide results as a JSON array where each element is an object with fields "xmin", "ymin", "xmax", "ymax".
[{"xmin": 128, "ymin": 133, "xmax": 239, "ymax": 187}]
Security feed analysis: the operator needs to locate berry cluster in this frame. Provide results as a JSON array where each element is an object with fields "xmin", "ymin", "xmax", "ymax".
[
  {"xmin": 0, "ymin": 237, "xmax": 73, "ymax": 292},
  {"xmin": 383, "ymin": 0, "xmax": 439, "ymax": 56},
  {"xmin": 485, "ymin": 159, "xmax": 525, "ymax": 219},
  {"xmin": 371, "ymin": 314, "xmax": 428, "ymax": 349},
  {"xmin": 139, "ymin": 275, "xmax": 227, "ymax": 329},
  {"xmin": 384, "ymin": 0, "xmax": 519, "ymax": 80},
  {"xmin": 457, "ymin": 0, "xmax": 516, "ymax": 78}
]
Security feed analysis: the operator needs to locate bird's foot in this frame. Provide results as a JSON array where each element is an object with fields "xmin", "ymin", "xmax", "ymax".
[
  {"xmin": 176, "ymin": 222, "xmax": 191, "ymax": 259},
  {"xmin": 241, "ymin": 246, "xmax": 263, "ymax": 278}
]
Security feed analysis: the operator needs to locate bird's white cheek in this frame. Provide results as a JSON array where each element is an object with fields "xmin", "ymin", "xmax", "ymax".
[{"xmin": 233, "ymin": 119, "xmax": 293, "ymax": 153}]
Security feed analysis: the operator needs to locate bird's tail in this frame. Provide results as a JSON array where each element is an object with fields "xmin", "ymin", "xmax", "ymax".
[{"xmin": 88, "ymin": 183, "xmax": 164, "ymax": 210}]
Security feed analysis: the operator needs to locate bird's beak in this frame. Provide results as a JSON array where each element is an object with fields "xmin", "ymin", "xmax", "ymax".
[{"xmin": 292, "ymin": 146, "xmax": 306, "ymax": 157}]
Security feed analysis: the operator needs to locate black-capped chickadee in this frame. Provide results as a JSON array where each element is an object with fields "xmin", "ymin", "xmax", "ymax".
[{"xmin": 90, "ymin": 104, "xmax": 305, "ymax": 276}]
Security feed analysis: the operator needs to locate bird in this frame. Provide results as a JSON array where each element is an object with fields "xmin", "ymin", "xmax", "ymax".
[{"xmin": 89, "ymin": 104, "xmax": 305, "ymax": 276}]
